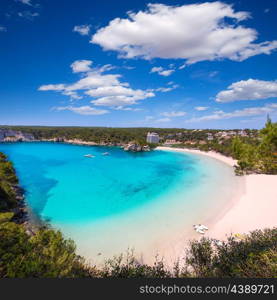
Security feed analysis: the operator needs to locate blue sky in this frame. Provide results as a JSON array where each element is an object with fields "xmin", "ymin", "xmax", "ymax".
[{"xmin": 0, "ymin": 0, "xmax": 276, "ymax": 128}]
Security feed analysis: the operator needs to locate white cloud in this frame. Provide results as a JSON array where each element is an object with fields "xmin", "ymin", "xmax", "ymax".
[
  {"xmin": 145, "ymin": 116, "xmax": 154, "ymax": 121},
  {"xmin": 18, "ymin": 0, "xmax": 32, "ymax": 6},
  {"xmin": 159, "ymin": 70, "xmax": 174, "ymax": 76},
  {"xmin": 155, "ymin": 117, "xmax": 171, "ymax": 123},
  {"xmin": 150, "ymin": 66, "xmax": 174, "ymax": 76},
  {"xmin": 61, "ymin": 90, "xmax": 82, "ymax": 100},
  {"xmin": 161, "ymin": 111, "xmax": 186, "ymax": 117},
  {"xmin": 150, "ymin": 67, "xmax": 163, "ymax": 73},
  {"xmin": 195, "ymin": 106, "xmax": 209, "ymax": 111},
  {"xmin": 0, "ymin": 26, "xmax": 7, "ymax": 32},
  {"xmin": 86, "ymin": 84, "xmax": 154, "ymax": 107},
  {"xmin": 73, "ymin": 25, "xmax": 91, "ymax": 36},
  {"xmin": 91, "ymin": 2, "xmax": 277, "ymax": 64},
  {"xmin": 54, "ymin": 106, "xmax": 109, "ymax": 115},
  {"xmin": 39, "ymin": 61, "xmax": 155, "ymax": 107},
  {"xmin": 71, "ymin": 60, "xmax": 93, "ymax": 73},
  {"xmin": 91, "ymin": 93, "xmax": 154, "ymax": 107},
  {"xmin": 39, "ymin": 84, "xmax": 65, "ymax": 91},
  {"xmin": 149, "ymin": 84, "xmax": 179, "ymax": 93},
  {"xmin": 86, "ymin": 85, "xmax": 141, "ymax": 97},
  {"xmin": 209, "ymin": 71, "xmax": 219, "ymax": 78},
  {"xmin": 18, "ymin": 11, "xmax": 39, "ymax": 20},
  {"xmin": 154, "ymin": 87, "xmax": 172, "ymax": 92},
  {"xmin": 213, "ymin": 109, "xmax": 224, "ymax": 114},
  {"xmin": 85, "ymin": 80, "xmax": 154, "ymax": 107},
  {"xmin": 143, "ymin": 116, "xmax": 171, "ymax": 123},
  {"xmin": 39, "ymin": 72, "xmax": 123, "ymax": 93},
  {"xmin": 216, "ymin": 79, "xmax": 277, "ymax": 102},
  {"xmin": 188, "ymin": 103, "xmax": 277, "ymax": 122},
  {"xmin": 113, "ymin": 106, "xmax": 142, "ymax": 111},
  {"xmin": 98, "ymin": 64, "xmax": 116, "ymax": 72},
  {"xmin": 191, "ymin": 70, "xmax": 219, "ymax": 79},
  {"xmin": 123, "ymin": 65, "xmax": 135, "ymax": 70}
]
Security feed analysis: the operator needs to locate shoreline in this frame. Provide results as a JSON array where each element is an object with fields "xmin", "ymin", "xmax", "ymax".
[
  {"xmin": 156, "ymin": 146, "xmax": 237, "ymax": 167},
  {"xmin": 156, "ymin": 146, "xmax": 277, "ymax": 245},
  {"xmin": 206, "ymin": 174, "xmax": 277, "ymax": 240},
  {"xmin": 0, "ymin": 139, "xmax": 122, "ymax": 147},
  {"xmin": 2, "ymin": 142, "xmax": 276, "ymax": 267}
]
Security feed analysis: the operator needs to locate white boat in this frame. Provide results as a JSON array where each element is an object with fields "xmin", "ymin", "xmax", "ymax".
[
  {"xmin": 199, "ymin": 225, "xmax": 208, "ymax": 231},
  {"xmin": 193, "ymin": 224, "xmax": 208, "ymax": 234},
  {"xmin": 102, "ymin": 152, "xmax": 110, "ymax": 156},
  {"xmin": 84, "ymin": 154, "xmax": 95, "ymax": 158},
  {"xmin": 195, "ymin": 228, "xmax": 205, "ymax": 234}
]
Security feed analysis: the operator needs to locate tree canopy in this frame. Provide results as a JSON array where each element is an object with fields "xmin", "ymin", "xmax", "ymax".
[{"xmin": 232, "ymin": 118, "xmax": 277, "ymax": 174}]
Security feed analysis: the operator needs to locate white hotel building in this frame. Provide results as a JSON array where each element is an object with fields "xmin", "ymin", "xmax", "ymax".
[{"xmin": 146, "ymin": 132, "xmax": 159, "ymax": 143}]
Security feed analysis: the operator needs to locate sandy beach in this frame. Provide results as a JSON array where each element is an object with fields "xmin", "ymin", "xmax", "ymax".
[
  {"xmin": 156, "ymin": 146, "xmax": 238, "ymax": 167},
  {"xmin": 206, "ymin": 174, "xmax": 277, "ymax": 239},
  {"xmin": 157, "ymin": 146, "xmax": 277, "ymax": 243}
]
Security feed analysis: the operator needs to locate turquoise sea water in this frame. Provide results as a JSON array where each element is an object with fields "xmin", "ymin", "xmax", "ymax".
[
  {"xmin": 0, "ymin": 142, "xmax": 201, "ymax": 223},
  {"xmin": 0, "ymin": 142, "xmax": 241, "ymax": 263}
]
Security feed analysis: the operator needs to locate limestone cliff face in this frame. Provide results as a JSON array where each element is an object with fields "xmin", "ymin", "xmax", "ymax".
[
  {"xmin": 0, "ymin": 129, "xmax": 35, "ymax": 142},
  {"xmin": 123, "ymin": 143, "xmax": 150, "ymax": 152}
]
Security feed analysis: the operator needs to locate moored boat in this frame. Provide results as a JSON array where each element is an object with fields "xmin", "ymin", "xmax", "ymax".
[
  {"xmin": 84, "ymin": 154, "xmax": 95, "ymax": 158},
  {"xmin": 193, "ymin": 224, "xmax": 208, "ymax": 234}
]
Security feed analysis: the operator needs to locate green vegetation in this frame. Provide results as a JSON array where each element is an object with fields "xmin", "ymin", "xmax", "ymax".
[
  {"xmin": 172, "ymin": 137, "xmax": 235, "ymax": 156},
  {"xmin": 169, "ymin": 119, "xmax": 276, "ymax": 175},
  {"xmin": 0, "ymin": 152, "xmax": 18, "ymax": 211},
  {"xmin": 232, "ymin": 117, "xmax": 277, "ymax": 174},
  {"xmin": 185, "ymin": 228, "xmax": 277, "ymax": 278},
  {"xmin": 0, "ymin": 125, "xmax": 258, "ymax": 146},
  {"xmin": 0, "ymin": 217, "xmax": 91, "ymax": 278},
  {"xmin": 0, "ymin": 125, "xmax": 184, "ymax": 144},
  {"xmin": 1, "ymin": 214, "xmax": 276, "ymax": 278}
]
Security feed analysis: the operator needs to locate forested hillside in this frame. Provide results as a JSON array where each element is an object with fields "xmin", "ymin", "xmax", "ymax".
[{"xmin": 0, "ymin": 153, "xmax": 18, "ymax": 211}]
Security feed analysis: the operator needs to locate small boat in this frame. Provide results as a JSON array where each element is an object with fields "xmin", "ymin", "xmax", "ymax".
[
  {"xmin": 195, "ymin": 228, "xmax": 205, "ymax": 234},
  {"xmin": 199, "ymin": 225, "xmax": 208, "ymax": 231},
  {"xmin": 193, "ymin": 224, "xmax": 208, "ymax": 234},
  {"xmin": 102, "ymin": 152, "xmax": 110, "ymax": 156},
  {"xmin": 84, "ymin": 154, "xmax": 95, "ymax": 158}
]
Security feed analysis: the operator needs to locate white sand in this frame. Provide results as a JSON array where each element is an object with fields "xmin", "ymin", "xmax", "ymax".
[
  {"xmin": 206, "ymin": 174, "xmax": 277, "ymax": 240},
  {"xmin": 156, "ymin": 146, "xmax": 237, "ymax": 167},
  {"xmin": 157, "ymin": 146, "xmax": 277, "ymax": 245}
]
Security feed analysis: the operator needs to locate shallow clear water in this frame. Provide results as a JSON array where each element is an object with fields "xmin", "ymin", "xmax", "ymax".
[
  {"xmin": 0, "ymin": 142, "xmax": 201, "ymax": 223},
  {"xmin": 0, "ymin": 142, "xmax": 240, "ymax": 263}
]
